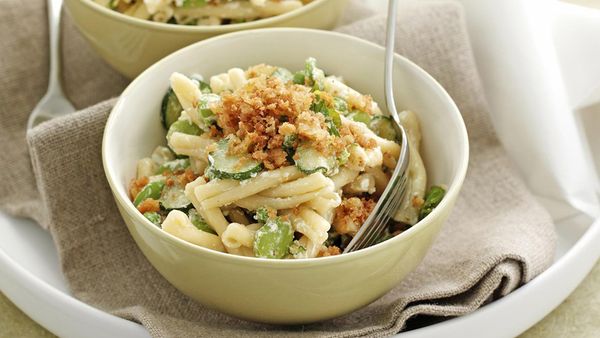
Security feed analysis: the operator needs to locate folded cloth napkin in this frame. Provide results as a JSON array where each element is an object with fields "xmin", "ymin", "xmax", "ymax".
[{"xmin": 0, "ymin": 0, "xmax": 556, "ymax": 336}]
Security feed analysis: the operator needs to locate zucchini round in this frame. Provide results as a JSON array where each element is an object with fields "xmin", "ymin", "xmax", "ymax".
[{"xmin": 208, "ymin": 139, "xmax": 263, "ymax": 180}]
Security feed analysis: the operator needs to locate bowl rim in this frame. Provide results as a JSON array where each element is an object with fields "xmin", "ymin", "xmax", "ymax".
[
  {"xmin": 75, "ymin": 0, "xmax": 336, "ymax": 33},
  {"xmin": 102, "ymin": 27, "xmax": 470, "ymax": 268}
]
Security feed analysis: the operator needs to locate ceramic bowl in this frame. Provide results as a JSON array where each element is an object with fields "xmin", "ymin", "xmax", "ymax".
[
  {"xmin": 64, "ymin": 0, "xmax": 349, "ymax": 78},
  {"xmin": 102, "ymin": 28, "xmax": 469, "ymax": 324}
]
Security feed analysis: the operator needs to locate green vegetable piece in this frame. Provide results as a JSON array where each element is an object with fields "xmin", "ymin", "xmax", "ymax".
[
  {"xmin": 337, "ymin": 147, "xmax": 350, "ymax": 165},
  {"xmin": 189, "ymin": 75, "xmax": 212, "ymax": 94},
  {"xmin": 181, "ymin": 0, "xmax": 207, "ymax": 7},
  {"xmin": 143, "ymin": 212, "xmax": 161, "ymax": 226},
  {"xmin": 292, "ymin": 71, "xmax": 306, "ymax": 85},
  {"xmin": 156, "ymin": 158, "xmax": 190, "ymax": 174},
  {"xmin": 189, "ymin": 209, "xmax": 217, "ymax": 234},
  {"xmin": 133, "ymin": 181, "xmax": 165, "ymax": 207},
  {"xmin": 254, "ymin": 207, "xmax": 275, "ymax": 224},
  {"xmin": 333, "ymin": 97, "xmax": 349, "ymax": 114},
  {"xmin": 305, "ymin": 57, "xmax": 324, "ymax": 90},
  {"xmin": 208, "ymin": 138, "xmax": 263, "ymax": 180},
  {"xmin": 369, "ymin": 116, "xmax": 398, "ymax": 141},
  {"xmin": 271, "ymin": 68, "xmax": 293, "ymax": 83},
  {"xmin": 109, "ymin": 0, "xmax": 119, "ymax": 9},
  {"xmin": 310, "ymin": 95, "xmax": 340, "ymax": 136},
  {"xmin": 419, "ymin": 186, "xmax": 446, "ymax": 220},
  {"xmin": 253, "ymin": 218, "xmax": 294, "ymax": 259},
  {"xmin": 294, "ymin": 143, "xmax": 337, "ymax": 175},
  {"xmin": 167, "ymin": 120, "xmax": 202, "ymax": 139},
  {"xmin": 348, "ymin": 110, "xmax": 372, "ymax": 125},
  {"xmin": 161, "ymin": 88, "xmax": 183, "ymax": 129},
  {"xmin": 159, "ymin": 184, "xmax": 191, "ymax": 210},
  {"xmin": 282, "ymin": 134, "xmax": 298, "ymax": 162},
  {"xmin": 197, "ymin": 93, "xmax": 221, "ymax": 127},
  {"xmin": 288, "ymin": 240, "xmax": 307, "ymax": 256},
  {"xmin": 198, "ymin": 81, "xmax": 212, "ymax": 94}
]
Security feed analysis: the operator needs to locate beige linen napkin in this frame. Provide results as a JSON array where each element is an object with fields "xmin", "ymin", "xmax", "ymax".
[{"xmin": 0, "ymin": 0, "xmax": 556, "ymax": 336}]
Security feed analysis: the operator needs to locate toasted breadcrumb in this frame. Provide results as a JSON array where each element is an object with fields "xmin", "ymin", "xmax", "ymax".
[
  {"xmin": 129, "ymin": 176, "xmax": 149, "ymax": 201},
  {"xmin": 333, "ymin": 197, "xmax": 376, "ymax": 236},
  {"xmin": 215, "ymin": 75, "xmax": 318, "ymax": 169},
  {"xmin": 318, "ymin": 246, "xmax": 341, "ymax": 257},
  {"xmin": 137, "ymin": 198, "xmax": 160, "ymax": 213}
]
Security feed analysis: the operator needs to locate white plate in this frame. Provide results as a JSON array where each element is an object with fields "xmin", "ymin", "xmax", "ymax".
[{"xmin": 1, "ymin": 210, "xmax": 599, "ymax": 338}]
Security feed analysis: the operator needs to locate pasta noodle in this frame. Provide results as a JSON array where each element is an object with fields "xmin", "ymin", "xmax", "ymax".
[
  {"xmin": 95, "ymin": 0, "xmax": 311, "ymax": 26},
  {"xmin": 129, "ymin": 58, "xmax": 445, "ymax": 259}
]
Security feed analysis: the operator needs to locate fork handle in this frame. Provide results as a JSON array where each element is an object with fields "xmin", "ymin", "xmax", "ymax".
[{"xmin": 47, "ymin": 0, "xmax": 66, "ymax": 97}]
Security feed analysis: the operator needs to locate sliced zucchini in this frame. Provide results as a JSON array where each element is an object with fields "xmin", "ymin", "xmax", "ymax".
[
  {"xmin": 161, "ymin": 88, "xmax": 183, "ymax": 129},
  {"xmin": 208, "ymin": 138, "xmax": 263, "ymax": 180},
  {"xmin": 294, "ymin": 143, "xmax": 337, "ymax": 175},
  {"xmin": 348, "ymin": 110, "xmax": 371, "ymax": 125},
  {"xmin": 188, "ymin": 209, "xmax": 217, "ymax": 235},
  {"xmin": 271, "ymin": 68, "xmax": 293, "ymax": 83},
  {"xmin": 160, "ymin": 184, "xmax": 191, "ymax": 210},
  {"xmin": 134, "ymin": 181, "xmax": 165, "ymax": 206},
  {"xmin": 370, "ymin": 115, "xmax": 398, "ymax": 141},
  {"xmin": 155, "ymin": 158, "xmax": 190, "ymax": 175},
  {"xmin": 167, "ymin": 120, "xmax": 202, "ymax": 139}
]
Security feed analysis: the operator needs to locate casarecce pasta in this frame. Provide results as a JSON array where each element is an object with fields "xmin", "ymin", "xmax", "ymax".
[
  {"xmin": 128, "ymin": 58, "xmax": 446, "ymax": 259},
  {"xmin": 93, "ymin": 0, "xmax": 311, "ymax": 25}
]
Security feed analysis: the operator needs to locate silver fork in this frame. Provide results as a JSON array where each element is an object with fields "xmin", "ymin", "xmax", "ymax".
[
  {"xmin": 27, "ymin": 0, "xmax": 75, "ymax": 129},
  {"xmin": 343, "ymin": 0, "xmax": 410, "ymax": 253}
]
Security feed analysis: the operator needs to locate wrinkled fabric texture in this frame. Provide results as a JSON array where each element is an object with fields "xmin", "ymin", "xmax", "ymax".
[{"xmin": 0, "ymin": 0, "xmax": 556, "ymax": 336}]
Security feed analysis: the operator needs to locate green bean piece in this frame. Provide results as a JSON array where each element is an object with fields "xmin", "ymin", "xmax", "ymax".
[
  {"xmin": 189, "ymin": 209, "xmax": 217, "ymax": 235},
  {"xmin": 253, "ymin": 218, "xmax": 294, "ymax": 259},
  {"xmin": 143, "ymin": 212, "xmax": 161, "ymax": 226},
  {"xmin": 348, "ymin": 110, "xmax": 372, "ymax": 125},
  {"xmin": 419, "ymin": 186, "xmax": 446, "ymax": 220},
  {"xmin": 292, "ymin": 71, "xmax": 306, "ymax": 85},
  {"xmin": 155, "ymin": 158, "xmax": 191, "ymax": 175},
  {"xmin": 133, "ymin": 181, "xmax": 165, "ymax": 207},
  {"xmin": 167, "ymin": 120, "xmax": 202, "ymax": 139}
]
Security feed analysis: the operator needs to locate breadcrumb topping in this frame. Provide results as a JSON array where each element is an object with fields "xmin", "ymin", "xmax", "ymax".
[
  {"xmin": 129, "ymin": 176, "xmax": 149, "ymax": 201},
  {"xmin": 318, "ymin": 246, "xmax": 342, "ymax": 257},
  {"xmin": 333, "ymin": 197, "xmax": 376, "ymax": 236},
  {"xmin": 137, "ymin": 198, "xmax": 160, "ymax": 213},
  {"xmin": 215, "ymin": 75, "xmax": 329, "ymax": 169}
]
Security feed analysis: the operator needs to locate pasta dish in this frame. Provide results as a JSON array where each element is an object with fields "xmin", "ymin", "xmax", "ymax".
[
  {"xmin": 93, "ymin": 0, "xmax": 312, "ymax": 25},
  {"xmin": 129, "ymin": 58, "xmax": 445, "ymax": 259}
]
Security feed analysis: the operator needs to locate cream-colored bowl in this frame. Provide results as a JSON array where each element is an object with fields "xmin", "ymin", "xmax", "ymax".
[
  {"xmin": 102, "ymin": 28, "xmax": 469, "ymax": 324},
  {"xmin": 64, "ymin": 0, "xmax": 348, "ymax": 78}
]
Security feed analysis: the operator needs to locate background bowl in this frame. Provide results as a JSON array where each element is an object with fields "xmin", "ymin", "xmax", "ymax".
[
  {"xmin": 102, "ymin": 28, "xmax": 469, "ymax": 324},
  {"xmin": 64, "ymin": 0, "xmax": 349, "ymax": 78}
]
